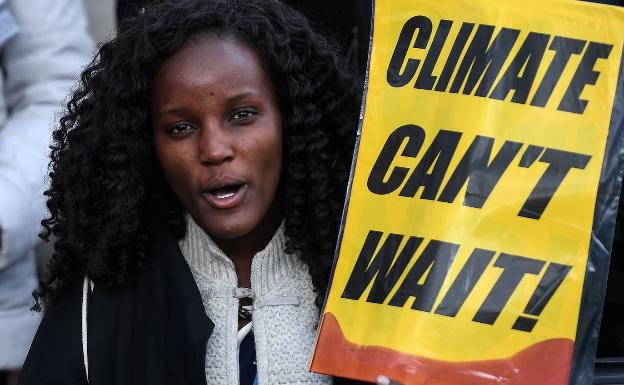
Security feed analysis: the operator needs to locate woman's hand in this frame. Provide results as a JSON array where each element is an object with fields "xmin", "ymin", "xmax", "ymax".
[{"xmin": 375, "ymin": 375, "xmax": 404, "ymax": 385}]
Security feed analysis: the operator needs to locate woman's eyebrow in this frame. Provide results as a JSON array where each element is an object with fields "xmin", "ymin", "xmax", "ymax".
[
  {"xmin": 154, "ymin": 107, "xmax": 191, "ymax": 119},
  {"xmin": 153, "ymin": 91, "xmax": 263, "ymax": 119},
  {"xmin": 226, "ymin": 91, "xmax": 262, "ymax": 103}
]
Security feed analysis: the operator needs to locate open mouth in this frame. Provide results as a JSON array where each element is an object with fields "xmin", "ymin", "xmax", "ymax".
[
  {"xmin": 202, "ymin": 183, "xmax": 247, "ymax": 209},
  {"xmin": 210, "ymin": 185, "xmax": 241, "ymax": 199}
]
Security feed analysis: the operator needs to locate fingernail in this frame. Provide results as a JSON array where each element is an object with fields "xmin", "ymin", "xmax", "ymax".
[{"xmin": 376, "ymin": 375, "xmax": 391, "ymax": 385}]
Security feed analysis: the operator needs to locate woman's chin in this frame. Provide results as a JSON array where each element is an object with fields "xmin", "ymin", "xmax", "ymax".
[{"xmin": 195, "ymin": 220, "xmax": 250, "ymax": 240}]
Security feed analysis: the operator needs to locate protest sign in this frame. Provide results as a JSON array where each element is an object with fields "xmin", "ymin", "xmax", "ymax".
[{"xmin": 310, "ymin": 1, "xmax": 624, "ymax": 384}]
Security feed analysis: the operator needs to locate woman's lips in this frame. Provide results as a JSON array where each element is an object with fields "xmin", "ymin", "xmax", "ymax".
[{"xmin": 202, "ymin": 183, "xmax": 247, "ymax": 209}]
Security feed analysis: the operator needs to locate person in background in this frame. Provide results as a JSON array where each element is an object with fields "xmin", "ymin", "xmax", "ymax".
[{"xmin": 0, "ymin": 1, "xmax": 92, "ymax": 384}]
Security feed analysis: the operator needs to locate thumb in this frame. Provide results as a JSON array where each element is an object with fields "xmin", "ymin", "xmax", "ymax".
[{"xmin": 375, "ymin": 375, "xmax": 403, "ymax": 385}]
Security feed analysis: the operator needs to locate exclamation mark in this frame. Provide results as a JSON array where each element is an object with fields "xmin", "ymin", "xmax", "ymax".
[{"xmin": 512, "ymin": 262, "xmax": 572, "ymax": 332}]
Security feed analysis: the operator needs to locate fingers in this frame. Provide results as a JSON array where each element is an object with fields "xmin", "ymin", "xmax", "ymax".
[{"xmin": 375, "ymin": 374, "xmax": 403, "ymax": 385}]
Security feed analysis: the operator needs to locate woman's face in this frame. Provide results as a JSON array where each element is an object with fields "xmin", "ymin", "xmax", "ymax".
[{"xmin": 152, "ymin": 35, "xmax": 283, "ymax": 247}]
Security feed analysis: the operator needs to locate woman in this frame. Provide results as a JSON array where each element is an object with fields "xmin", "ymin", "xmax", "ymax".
[{"xmin": 18, "ymin": 1, "xmax": 400, "ymax": 384}]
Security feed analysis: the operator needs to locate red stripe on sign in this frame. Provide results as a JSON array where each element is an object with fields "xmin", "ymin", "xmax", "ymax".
[{"xmin": 311, "ymin": 312, "xmax": 574, "ymax": 385}]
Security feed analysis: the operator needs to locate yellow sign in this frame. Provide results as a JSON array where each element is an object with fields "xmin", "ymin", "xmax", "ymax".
[{"xmin": 311, "ymin": 0, "xmax": 624, "ymax": 384}]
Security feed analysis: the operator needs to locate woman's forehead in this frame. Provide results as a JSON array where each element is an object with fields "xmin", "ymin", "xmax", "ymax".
[{"xmin": 152, "ymin": 35, "xmax": 276, "ymax": 107}]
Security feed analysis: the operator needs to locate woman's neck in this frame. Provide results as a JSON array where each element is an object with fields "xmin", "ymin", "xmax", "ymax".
[{"xmin": 211, "ymin": 202, "xmax": 284, "ymax": 288}]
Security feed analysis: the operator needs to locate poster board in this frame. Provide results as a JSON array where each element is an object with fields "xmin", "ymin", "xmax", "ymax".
[{"xmin": 310, "ymin": 1, "xmax": 624, "ymax": 384}]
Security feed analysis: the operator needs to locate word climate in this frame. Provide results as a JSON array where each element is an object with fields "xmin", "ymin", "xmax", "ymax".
[{"xmin": 387, "ymin": 15, "xmax": 613, "ymax": 114}]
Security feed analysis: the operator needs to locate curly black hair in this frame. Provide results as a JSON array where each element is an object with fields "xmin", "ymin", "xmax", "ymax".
[{"xmin": 36, "ymin": 0, "xmax": 359, "ymax": 309}]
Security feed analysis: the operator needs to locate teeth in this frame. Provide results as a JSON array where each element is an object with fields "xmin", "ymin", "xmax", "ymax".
[{"xmin": 215, "ymin": 191, "xmax": 235, "ymax": 199}]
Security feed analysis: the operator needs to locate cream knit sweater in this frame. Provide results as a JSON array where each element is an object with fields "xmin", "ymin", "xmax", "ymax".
[{"xmin": 179, "ymin": 216, "xmax": 332, "ymax": 385}]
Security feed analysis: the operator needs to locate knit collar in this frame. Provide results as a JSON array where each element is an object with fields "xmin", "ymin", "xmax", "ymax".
[{"xmin": 179, "ymin": 215, "xmax": 300, "ymax": 298}]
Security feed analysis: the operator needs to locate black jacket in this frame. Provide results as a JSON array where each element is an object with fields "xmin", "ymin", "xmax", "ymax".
[
  {"xmin": 18, "ymin": 228, "xmax": 364, "ymax": 385},
  {"xmin": 19, "ymin": 228, "xmax": 213, "ymax": 385}
]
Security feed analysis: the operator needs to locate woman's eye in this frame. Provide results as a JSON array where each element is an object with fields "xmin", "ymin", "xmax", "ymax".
[
  {"xmin": 230, "ymin": 109, "xmax": 258, "ymax": 122},
  {"xmin": 168, "ymin": 123, "xmax": 194, "ymax": 136}
]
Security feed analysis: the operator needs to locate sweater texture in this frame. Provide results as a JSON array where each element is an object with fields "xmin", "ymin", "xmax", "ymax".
[{"xmin": 179, "ymin": 216, "xmax": 332, "ymax": 385}]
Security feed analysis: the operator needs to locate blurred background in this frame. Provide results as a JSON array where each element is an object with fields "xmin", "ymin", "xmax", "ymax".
[{"xmin": 85, "ymin": 0, "xmax": 116, "ymax": 46}]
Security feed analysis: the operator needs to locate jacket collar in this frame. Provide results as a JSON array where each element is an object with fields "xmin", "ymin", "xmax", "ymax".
[{"xmin": 179, "ymin": 215, "xmax": 300, "ymax": 298}]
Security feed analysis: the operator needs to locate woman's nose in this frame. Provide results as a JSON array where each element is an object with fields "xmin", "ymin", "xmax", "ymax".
[{"xmin": 198, "ymin": 123, "xmax": 234, "ymax": 165}]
